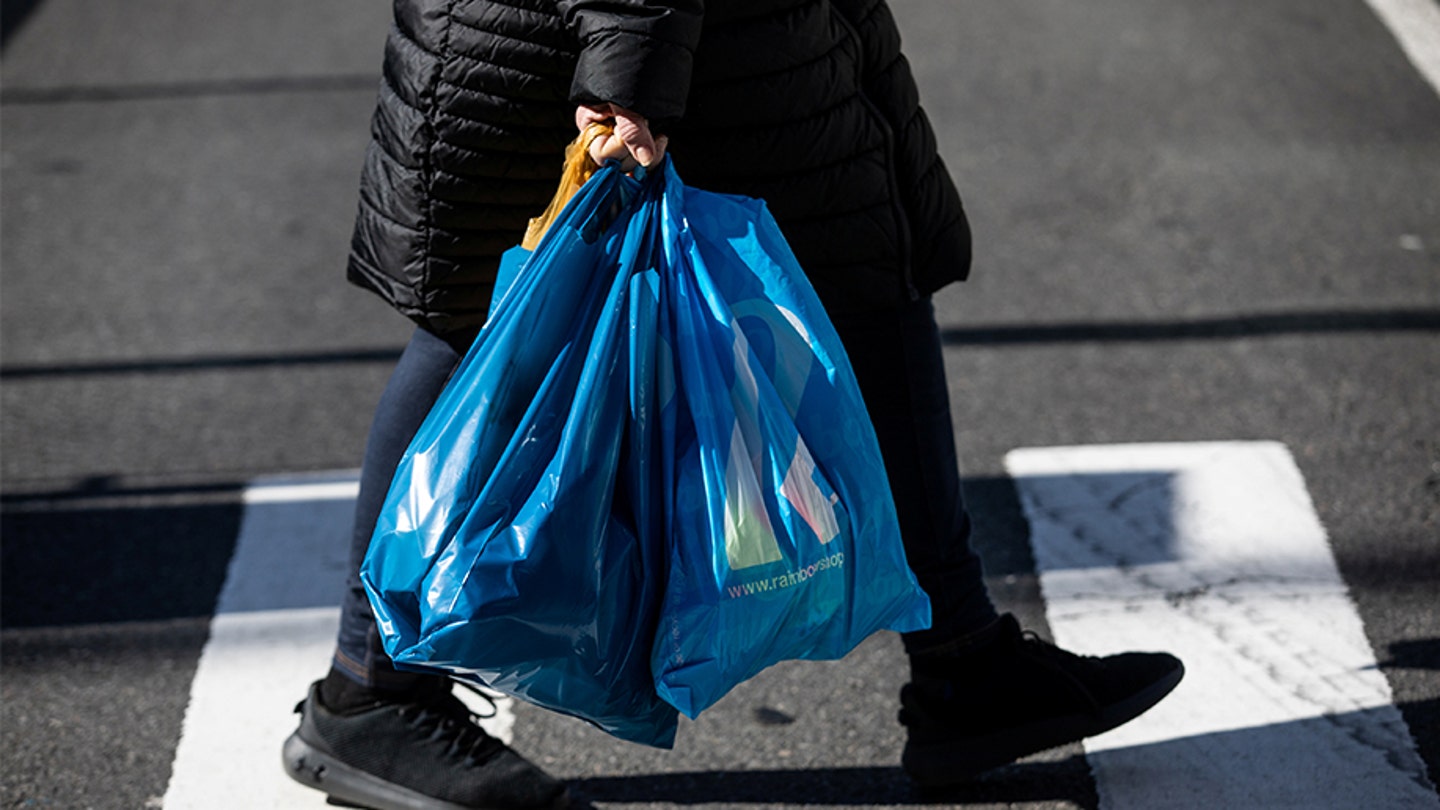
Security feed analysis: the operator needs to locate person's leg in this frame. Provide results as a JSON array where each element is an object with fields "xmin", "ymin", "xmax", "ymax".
[
  {"xmin": 831, "ymin": 297, "xmax": 1183, "ymax": 786},
  {"xmin": 285, "ymin": 325, "xmax": 567, "ymax": 810},
  {"xmin": 331, "ymin": 325, "xmax": 473, "ymax": 692},
  {"xmin": 827, "ymin": 297, "xmax": 1000, "ymax": 652}
]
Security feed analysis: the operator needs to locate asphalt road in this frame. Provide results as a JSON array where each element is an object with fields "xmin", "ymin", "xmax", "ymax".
[{"xmin": 3, "ymin": 0, "xmax": 1437, "ymax": 808}]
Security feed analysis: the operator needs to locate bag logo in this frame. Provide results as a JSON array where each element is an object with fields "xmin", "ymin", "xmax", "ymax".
[{"xmin": 721, "ymin": 306, "xmax": 841, "ymax": 572}]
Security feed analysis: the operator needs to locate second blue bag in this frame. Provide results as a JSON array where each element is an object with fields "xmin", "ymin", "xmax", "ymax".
[{"xmin": 649, "ymin": 163, "xmax": 933, "ymax": 718}]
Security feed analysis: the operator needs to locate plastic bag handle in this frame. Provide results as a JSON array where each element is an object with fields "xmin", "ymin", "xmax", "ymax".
[{"xmin": 521, "ymin": 124, "xmax": 612, "ymax": 250}]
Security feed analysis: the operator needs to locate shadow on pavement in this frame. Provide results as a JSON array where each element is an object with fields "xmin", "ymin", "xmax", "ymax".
[
  {"xmin": 1377, "ymin": 638, "xmax": 1440, "ymax": 672},
  {"xmin": 939, "ymin": 308, "xmax": 1440, "ymax": 346},
  {"xmin": 569, "ymin": 758, "xmax": 1093, "ymax": 806},
  {"xmin": 569, "ymin": 700, "xmax": 1440, "ymax": 806},
  {"xmin": 0, "ymin": 0, "xmax": 43, "ymax": 49},
  {"xmin": 0, "ymin": 497, "xmax": 242, "ymax": 627}
]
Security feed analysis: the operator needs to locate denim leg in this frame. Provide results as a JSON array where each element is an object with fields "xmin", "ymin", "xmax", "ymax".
[
  {"xmin": 333, "ymin": 326, "xmax": 474, "ymax": 688},
  {"xmin": 828, "ymin": 298, "xmax": 999, "ymax": 654}
]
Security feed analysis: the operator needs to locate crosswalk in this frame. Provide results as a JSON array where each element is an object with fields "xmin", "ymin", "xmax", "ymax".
[
  {"xmin": 161, "ymin": 443, "xmax": 1439, "ymax": 809},
  {"xmin": 1010, "ymin": 442, "xmax": 1438, "ymax": 808}
]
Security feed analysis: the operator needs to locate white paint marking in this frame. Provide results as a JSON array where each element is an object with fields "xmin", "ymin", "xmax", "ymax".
[
  {"xmin": 1007, "ymin": 442, "xmax": 1439, "ymax": 809},
  {"xmin": 243, "ymin": 479, "xmax": 360, "ymax": 505},
  {"xmin": 163, "ymin": 473, "xmax": 514, "ymax": 810},
  {"xmin": 1364, "ymin": 0, "xmax": 1440, "ymax": 97}
]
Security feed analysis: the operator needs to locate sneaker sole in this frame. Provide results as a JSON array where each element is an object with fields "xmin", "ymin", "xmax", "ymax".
[
  {"xmin": 902, "ymin": 660, "xmax": 1185, "ymax": 787},
  {"xmin": 282, "ymin": 731, "xmax": 569, "ymax": 810}
]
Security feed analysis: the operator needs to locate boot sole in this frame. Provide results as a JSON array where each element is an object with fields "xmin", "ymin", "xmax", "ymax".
[
  {"xmin": 902, "ymin": 660, "xmax": 1184, "ymax": 787},
  {"xmin": 282, "ymin": 732, "xmax": 569, "ymax": 810}
]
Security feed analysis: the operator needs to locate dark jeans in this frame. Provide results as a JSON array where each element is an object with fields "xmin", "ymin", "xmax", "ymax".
[
  {"xmin": 332, "ymin": 326, "xmax": 478, "ymax": 689},
  {"xmin": 333, "ymin": 297, "xmax": 996, "ymax": 687}
]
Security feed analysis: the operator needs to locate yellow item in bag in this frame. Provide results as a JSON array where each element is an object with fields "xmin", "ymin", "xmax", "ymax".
[{"xmin": 521, "ymin": 124, "xmax": 611, "ymax": 251}]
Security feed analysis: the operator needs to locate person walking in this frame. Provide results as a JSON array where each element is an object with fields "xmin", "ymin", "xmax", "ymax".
[{"xmin": 282, "ymin": 2, "xmax": 1184, "ymax": 808}]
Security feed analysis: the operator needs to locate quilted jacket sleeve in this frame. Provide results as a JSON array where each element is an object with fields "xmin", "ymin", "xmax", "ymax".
[{"xmin": 557, "ymin": 0, "xmax": 705, "ymax": 123}]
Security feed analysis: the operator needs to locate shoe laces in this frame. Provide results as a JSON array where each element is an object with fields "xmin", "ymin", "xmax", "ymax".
[
  {"xmin": 1018, "ymin": 629, "xmax": 1100, "ymax": 669},
  {"xmin": 398, "ymin": 681, "xmax": 507, "ymax": 765}
]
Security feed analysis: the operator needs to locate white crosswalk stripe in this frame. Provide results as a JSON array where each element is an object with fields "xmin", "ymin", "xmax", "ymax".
[
  {"xmin": 1009, "ymin": 442, "xmax": 1440, "ymax": 809},
  {"xmin": 1363, "ymin": 0, "xmax": 1440, "ymax": 98}
]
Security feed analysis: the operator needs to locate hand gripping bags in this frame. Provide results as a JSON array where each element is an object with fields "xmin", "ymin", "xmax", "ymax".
[
  {"xmin": 362, "ymin": 150, "xmax": 931, "ymax": 748},
  {"xmin": 648, "ymin": 163, "xmax": 931, "ymax": 717},
  {"xmin": 361, "ymin": 163, "xmax": 681, "ymax": 747}
]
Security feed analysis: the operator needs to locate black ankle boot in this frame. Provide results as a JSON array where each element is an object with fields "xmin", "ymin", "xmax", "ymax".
[{"xmin": 900, "ymin": 614, "xmax": 1183, "ymax": 786}]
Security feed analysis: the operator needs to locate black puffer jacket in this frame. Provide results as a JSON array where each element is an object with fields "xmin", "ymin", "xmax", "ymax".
[{"xmin": 348, "ymin": 0, "xmax": 971, "ymax": 335}]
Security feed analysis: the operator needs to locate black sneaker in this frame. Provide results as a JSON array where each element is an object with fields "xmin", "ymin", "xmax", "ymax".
[
  {"xmin": 282, "ymin": 678, "xmax": 569, "ymax": 809},
  {"xmin": 899, "ymin": 614, "xmax": 1183, "ymax": 786}
]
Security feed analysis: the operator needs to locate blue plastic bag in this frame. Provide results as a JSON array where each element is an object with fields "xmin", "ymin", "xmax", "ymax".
[
  {"xmin": 361, "ymin": 164, "xmax": 681, "ymax": 747},
  {"xmin": 363, "ymin": 156, "xmax": 931, "ymax": 746},
  {"xmin": 648, "ymin": 163, "xmax": 932, "ymax": 717}
]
